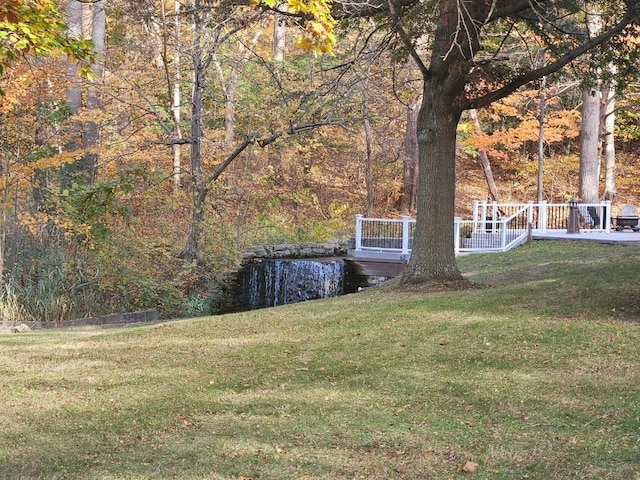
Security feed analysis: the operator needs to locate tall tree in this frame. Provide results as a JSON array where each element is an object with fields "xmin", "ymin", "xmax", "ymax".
[
  {"xmin": 578, "ymin": 7, "xmax": 603, "ymax": 203},
  {"xmin": 371, "ymin": 0, "xmax": 640, "ymax": 283},
  {"xmin": 578, "ymin": 86, "xmax": 601, "ymax": 203},
  {"xmin": 600, "ymin": 79, "xmax": 617, "ymax": 200}
]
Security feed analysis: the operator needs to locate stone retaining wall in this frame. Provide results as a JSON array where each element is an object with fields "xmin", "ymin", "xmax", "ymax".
[
  {"xmin": 4, "ymin": 310, "xmax": 158, "ymax": 330},
  {"xmin": 242, "ymin": 241, "xmax": 349, "ymax": 264}
]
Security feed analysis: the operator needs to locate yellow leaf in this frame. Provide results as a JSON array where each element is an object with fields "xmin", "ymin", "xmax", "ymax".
[{"xmin": 462, "ymin": 460, "xmax": 479, "ymax": 473}]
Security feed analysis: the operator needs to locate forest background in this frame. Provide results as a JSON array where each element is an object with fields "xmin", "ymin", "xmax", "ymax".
[{"xmin": 1, "ymin": 0, "xmax": 640, "ymax": 322}]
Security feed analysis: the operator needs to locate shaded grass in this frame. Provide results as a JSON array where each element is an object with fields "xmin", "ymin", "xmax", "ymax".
[{"xmin": 0, "ymin": 241, "xmax": 639, "ymax": 479}]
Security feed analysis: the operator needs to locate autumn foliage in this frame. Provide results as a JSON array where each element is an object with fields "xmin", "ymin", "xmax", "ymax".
[{"xmin": 0, "ymin": 0, "xmax": 638, "ymax": 320}]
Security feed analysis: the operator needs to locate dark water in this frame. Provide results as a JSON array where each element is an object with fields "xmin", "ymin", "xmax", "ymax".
[{"xmin": 239, "ymin": 259, "xmax": 356, "ymax": 310}]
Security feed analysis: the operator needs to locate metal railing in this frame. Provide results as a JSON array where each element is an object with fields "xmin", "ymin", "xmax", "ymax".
[{"xmin": 353, "ymin": 200, "xmax": 612, "ymax": 257}]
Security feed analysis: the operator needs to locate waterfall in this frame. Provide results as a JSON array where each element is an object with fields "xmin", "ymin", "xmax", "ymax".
[{"xmin": 239, "ymin": 259, "xmax": 351, "ymax": 310}]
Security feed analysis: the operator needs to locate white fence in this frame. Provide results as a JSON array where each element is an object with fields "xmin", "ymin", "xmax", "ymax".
[{"xmin": 354, "ymin": 200, "xmax": 612, "ymax": 256}]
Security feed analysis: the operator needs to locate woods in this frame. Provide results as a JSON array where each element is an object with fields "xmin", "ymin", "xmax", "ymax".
[{"xmin": 1, "ymin": 0, "xmax": 640, "ymax": 320}]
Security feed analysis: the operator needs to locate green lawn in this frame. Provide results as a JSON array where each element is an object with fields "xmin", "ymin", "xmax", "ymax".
[{"xmin": 1, "ymin": 241, "xmax": 639, "ymax": 479}]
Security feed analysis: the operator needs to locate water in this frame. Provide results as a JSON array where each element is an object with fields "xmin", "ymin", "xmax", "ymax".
[{"xmin": 239, "ymin": 259, "xmax": 353, "ymax": 310}]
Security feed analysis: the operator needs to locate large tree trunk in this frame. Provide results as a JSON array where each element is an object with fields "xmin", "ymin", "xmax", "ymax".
[
  {"xmin": 402, "ymin": 79, "xmax": 463, "ymax": 283},
  {"xmin": 578, "ymin": 8, "xmax": 603, "ymax": 204},
  {"xmin": 578, "ymin": 87, "xmax": 601, "ymax": 203}
]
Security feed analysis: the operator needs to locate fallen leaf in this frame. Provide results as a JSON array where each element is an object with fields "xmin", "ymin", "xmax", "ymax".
[{"xmin": 462, "ymin": 460, "xmax": 479, "ymax": 473}]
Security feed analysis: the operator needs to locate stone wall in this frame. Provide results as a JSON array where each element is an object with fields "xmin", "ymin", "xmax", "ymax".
[
  {"xmin": 241, "ymin": 241, "xmax": 349, "ymax": 264},
  {"xmin": 4, "ymin": 310, "xmax": 158, "ymax": 331}
]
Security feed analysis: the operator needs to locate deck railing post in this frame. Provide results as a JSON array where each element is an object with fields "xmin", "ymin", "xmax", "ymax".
[
  {"xmin": 527, "ymin": 201, "xmax": 534, "ymax": 229},
  {"xmin": 501, "ymin": 218, "xmax": 508, "ymax": 250},
  {"xmin": 355, "ymin": 214, "xmax": 363, "ymax": 251},
  {"xmin": 480, "ymin": 201, "xmax": 488, "ymax": 233},
  {"xmin": 454, "ymin": 217, "xmax": 461, "ymax": 254},
  {"xmin": 472, "ymin": 200, "xmax": 479, "ymax": 233},
  {"xmin": 604, "ymin": 200, "xmax": 611, "ymax": 233},
  {"xmin": 492, "ymin": 201, "xmax": 498, "ymax": 231},
  {"xmin": 539, "ymin": 200, "xmax": 548, "ymax": 233},
  {"xmin": 401, "ymin": 216, "xmax": 410, "ymax": 256}
]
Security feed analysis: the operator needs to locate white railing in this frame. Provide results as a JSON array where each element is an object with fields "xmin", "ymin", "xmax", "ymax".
[
  {"xmin": 472, "ymin": 200, "xmax": 611, "ymax": 233},
  {"xmin": 455, "ymin": 203, "xmax": 532, "ymax": 253},
  {"xmin": 354, "ymin": 214, "xmax": 415, "ymax": 258},
  {"xmin": 354, "ymin": 200, "xmax": 612, "ymax": 256}
]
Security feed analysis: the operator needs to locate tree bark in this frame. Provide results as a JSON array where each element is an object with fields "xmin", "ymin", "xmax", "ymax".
[
  {"xmin": 399, "ymin": 97, "xmax": 419, "ymax": 214},
  {"xmin": 468, "ymin": 109, "xmax": 500, "ymax": 203},
  {"xmin": 273, "ymin": 12, "xmax": 286, "ymax": 62},
  {"xmin": 402, "ymin": 78, "xmax": 464, "ymax": 283},
  {"xmin": 65, "ymin": 0, "xmax": 83, "ymax": 117},
  {"xmin": 362, "ymin": 89, "xmax": 376, "ymax": 217},
  {"xmin": 180, "ymin": 3, "xmax": 205, "ymax": 263},
  {"xmin": 83, "ymin": 0, "xmax": 106, "ymax": 182},
  {"xmin": 578, "ymin": 87, "xmax": 601, "ymax": 203},
  {"xmin": 172, "ymin": 0, "xmax": 183, "ymax": 192}
]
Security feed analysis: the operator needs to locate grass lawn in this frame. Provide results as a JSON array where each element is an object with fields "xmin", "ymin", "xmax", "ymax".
[{"xmin": 1, "ymin": 241, "xmax": 639, "ymax": 480}]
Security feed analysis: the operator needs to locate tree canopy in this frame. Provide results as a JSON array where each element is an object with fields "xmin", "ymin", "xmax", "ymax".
[{"xmin": 0, "ymin": 0, "xmax": 93, "ymax": 76}]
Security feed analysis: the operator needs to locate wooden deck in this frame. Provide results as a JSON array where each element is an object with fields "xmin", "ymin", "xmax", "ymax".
[
  {"xmin": 344, "ymin": 257, "xmax": 407, "ymax": 277},
  {"xmin": 346, "ymin": 229, "xmax": 640, "ymax": 279}
]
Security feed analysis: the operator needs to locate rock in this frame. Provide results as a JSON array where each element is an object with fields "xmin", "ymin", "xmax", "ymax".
[{"xmin": 12, "ymin": 323, "xmax": 32, "ymax": 333}]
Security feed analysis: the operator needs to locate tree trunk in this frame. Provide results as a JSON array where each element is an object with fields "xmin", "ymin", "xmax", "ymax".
[
  {"xmin": 65, "ymin": 0, "xmax": 83, "ymax": 116},
  {"xmin": 217, "ymin": 22, "xmax": 264, "ymax": 149},
  {"xmin": 273, "ymin": 12, "xmax": 286, "ymax": 62},
  {"xmin": 468, "ymin": 109, "xmax": 500, "ymax": 203},
  {"xmin": 180, "ymin": 4, "xmax": 205, "ymax": 263},
  {"xmin": 402, "ymin": 79, "xmax": 463, "ymax": 283},
  {"xmin": 578, "ymin": 8, "xmax": 603, "ymax": 204},
  {"xmin": 83, "ymin": 0, "xmax": 106, "ymax": 182},
  {"xmin": 172, "ymin": 0, "xmax": 183, "ymax": 192},
  {"xmin": 601, "ymin": 81, "xmax": 616, "ymax": 200},
  {"xmin": 399, "ymin": 98, "xmax": 419, "ymax": 214},
  {"xmin": 578, "ymin": 87, "xmax": 601, "ymax": 203},
  {"xmin": 362, "ymin": 90, "xmax": 376, "ymax": 216}
]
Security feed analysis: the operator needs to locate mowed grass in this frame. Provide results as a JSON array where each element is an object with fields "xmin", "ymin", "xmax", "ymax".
[{"xmin": 1, "ymin": 241, "xmax": 639, "ymax": 480}]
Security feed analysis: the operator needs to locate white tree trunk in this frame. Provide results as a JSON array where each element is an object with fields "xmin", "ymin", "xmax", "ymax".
[
  {"xmin": 172, "ymin": 0, "xmax": 183, "ymax": 192},
  {"xmin": 273, "ymin": 12, "xmax": 286, "ymax": 62},
  {"xmin": 601, "ymin": 81, "xmax": 616, "ymax": 200}
]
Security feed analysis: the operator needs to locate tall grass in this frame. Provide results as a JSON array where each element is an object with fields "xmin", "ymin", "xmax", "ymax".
[{"xmin": 0, "ymin": 240, "xmax": 638, "ymax": 479}]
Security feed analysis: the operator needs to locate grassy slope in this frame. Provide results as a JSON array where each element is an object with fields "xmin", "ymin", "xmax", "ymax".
[{"xmin": 1, "ymin": 241, "xmax": 639, "ymax": 480}]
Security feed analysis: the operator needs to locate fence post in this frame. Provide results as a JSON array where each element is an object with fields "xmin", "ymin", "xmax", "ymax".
[
  {"xmin": 454, "ymin": 217, "xmax": 461, "ymax": 254},
  {"xmin": 539, "ymin": 200, "xmax": 547, "ymax": 233},
  {"xmin": 401, "ymin": 216, "xmax": 410, "ymax": 256},
  {"xmin": 527, "ymin": 201, "xmax": 534, "ymax": 229},
  {"xmin": 355, "ymin": 214, "xmax": 363, "ymax": 251},
  {"xmin": 501, "ymin": 218, "xmax": 508, "ymax": 250},
  {"xmin": 604, "ymin": 200, "xmax": 611, "ymax": 233},
  {"xmin": 472, "ymin": 200, "xmax": 479, "ymax": 233}
]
